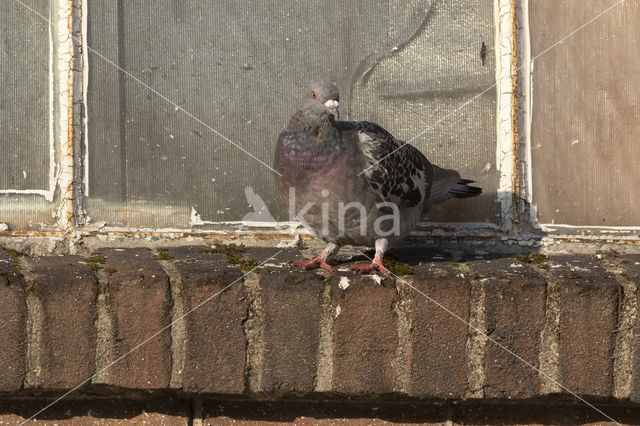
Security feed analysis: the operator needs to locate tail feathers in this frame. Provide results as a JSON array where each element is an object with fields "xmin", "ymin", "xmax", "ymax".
[{"xmin": 449, "ymin": 179, "xmax": 482, "ymax": 198}]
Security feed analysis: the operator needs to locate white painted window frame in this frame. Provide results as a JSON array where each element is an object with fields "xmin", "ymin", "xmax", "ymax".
[{"xmin": 0, "ymin": 0, "xmax": 74, "ymax": 231}]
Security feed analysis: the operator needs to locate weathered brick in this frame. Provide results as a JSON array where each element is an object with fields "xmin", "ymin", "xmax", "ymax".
[
  {"xmin": 0, "ymin": 249, "xmax": 27, "ymax": 392},
  {"xmin": 471, "ymin": 258, "xmax": 546, "ymax": 398},
  {"xmin": 621, "ymin": 254, "xmax": 640, "ymax": 402},
  {"xmin": 331, "ymin": 274, "xmax": 398, "ymax": 394},
  {"xmin": 101, "ymin": 248, "xmax": 172, "ymax": 389},
  {"xmin": 549, "ymin": 255, "xmax": 620, "ymax": 397},
  {"xmin": 163, "ymin": 245, "xmax": 212, "ymax": 260},
  {"xmin": 243, "ymin": 247, "xmax": 307, "ymax": 266},
  {"xmin": 28, "ymin": 256, "xmax": 97, "ymax": 390},
  {"xmin": 407, "ymin": 262, "xmax": 470, "ymax": 398},
  {"xmin": 174, "ymin": 256, "xmax": 247, "ymax": 393},
  {"xmin": 260, "ymin": 269, "xmax": 324, "ymax": 393}
]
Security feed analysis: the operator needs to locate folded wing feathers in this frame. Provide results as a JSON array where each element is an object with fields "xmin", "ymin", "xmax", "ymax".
[
  {"xmin": 429, "ymin": 165, "xmax": 482, "ymax": 205},
  {"xmin": 342, "ymin": 120, "xmax": 482, "ymax": 209},
  {"xmin": 349, "ymin": 121, "xmax": 430, "ymax": 209}
]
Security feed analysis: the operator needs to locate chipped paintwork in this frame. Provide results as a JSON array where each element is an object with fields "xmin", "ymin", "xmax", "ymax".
[
  {"xmin": 53, "ymin": 0, "xmax": 75, "ymax": 230},
  {"xmin": 495, "ymin": 0, "xmax": 518, "ymax": 235}
]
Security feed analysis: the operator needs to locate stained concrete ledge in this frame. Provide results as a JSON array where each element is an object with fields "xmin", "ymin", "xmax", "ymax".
[
  {"xmin": 1, "ymin": 245, "xmax": 640, "ymax": 424},
  {"xmin": 3, "ymin": 396, "xmax": 640, "ymax": 425}
]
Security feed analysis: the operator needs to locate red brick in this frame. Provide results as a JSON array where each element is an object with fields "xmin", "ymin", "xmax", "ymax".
[
  {"xmin": 260, "ymin": 269, "xmax": 324, "ymax": 393},
  {"xmin": 174, "ymin": 256, "xmax": 247, "ymax": 393},
  {"xmin": 28, "ymin": 256, "xmax": 97, "ymax": 390},
  {"xmin": 331, "ymin": 274, "xmax": 398, "ymax": 394},
  {"xmin": 471, "ymin": 258, "xmax": 546, "ymax": 398},
  {"xmin": 407, "ymin": 263, "xmax": 470, "ymax": 398},
  {"xmin": 0, "ymin": 249, "xmax": 27, "ymax": 392},
  {"xmin": 101, "ymin": 248, "xmax": 172, "ymax": 389},
  {"xmin": 550, "ymin": 255, "xmax": 620, "ymax": 396}
]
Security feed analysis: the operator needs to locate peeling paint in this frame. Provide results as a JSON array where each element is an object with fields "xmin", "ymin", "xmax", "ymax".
[
  {"xmin": 53, "ymin": 0, "xmax": 76, "ymax": 230},
  {"xmin": 495, "ymin": 0, "xmax": 518, "ymax": 235},
  {"xmin": 338, "ymin": 276, "xmax": 350, "ymax": 290},
  {"xmin": 81, "ymin": 0, "xmax": 90, "ymax": 197},
  {"xmin": 189, "ymin": 207, "xmax": 211, "ymax": 226},
  {"xmin": 541, "ymin": 224, "xmax": 640, "ymax": 232}
]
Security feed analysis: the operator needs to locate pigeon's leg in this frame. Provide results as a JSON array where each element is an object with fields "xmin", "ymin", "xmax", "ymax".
[
  {"xmin": 350, "ymin": 239, "xmax": 389, "ymax": 275},
  {"xmin": 292, "ymin": 243, "xmax": 337, "ymax": 272}
]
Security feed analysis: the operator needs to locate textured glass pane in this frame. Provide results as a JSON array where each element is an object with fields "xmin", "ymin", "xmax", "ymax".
[
  {"xmin": 530, "ymin": 1, "xmax": 640, "ymax": 226},
  {"xmin": 0, "ymin": 1, "xmax": 54, "ymax": 231},
  {"xmin": 86, "ymin": 0, "xmax": 496, "ymax": 227},
  {"xmin": 0, "ymin": 0, "xmax": 51, "ymax": 191}
]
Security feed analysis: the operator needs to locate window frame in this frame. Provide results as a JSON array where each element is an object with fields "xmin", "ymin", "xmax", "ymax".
[{"xmin": 1, "ymin": 0, "xmax": 637, "ymax": 245}]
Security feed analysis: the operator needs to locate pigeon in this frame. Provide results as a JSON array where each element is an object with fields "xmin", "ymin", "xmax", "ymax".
[{"xmin": 274, "ymin": 82, "xmax": 481, "ymax": 274}]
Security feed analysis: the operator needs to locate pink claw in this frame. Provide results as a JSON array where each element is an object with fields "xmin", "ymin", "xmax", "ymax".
[
  {"xmin": 349, "ymin": 252, "xmax": 389, "ymax": 275},
  {"xmin": 291, "ymin": 256, "xmax": 334, "ymax": 272}
]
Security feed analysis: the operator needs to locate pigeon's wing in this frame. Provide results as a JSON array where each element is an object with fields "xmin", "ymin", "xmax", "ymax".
[
  {"xmin": 428, "ymin": 165, "xmax": 483, "ymax": 207},
  {"xmin": 428, "ymin": 165, "xmax": 462, "ymax": 205},
  {"xmin": 338, "ymin": 120, "xmax": 432, "ymax": 208}
]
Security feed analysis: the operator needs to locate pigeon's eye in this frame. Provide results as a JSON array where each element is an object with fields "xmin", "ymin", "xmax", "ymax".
[{"xmin": 311, "ymin": 91, "xmax": 318, "ymax": 100}]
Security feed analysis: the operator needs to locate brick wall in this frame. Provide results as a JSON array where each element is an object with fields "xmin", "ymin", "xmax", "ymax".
[{"xmin": 1, "ymin": 246, "xmax": 640, "ymax": 424}]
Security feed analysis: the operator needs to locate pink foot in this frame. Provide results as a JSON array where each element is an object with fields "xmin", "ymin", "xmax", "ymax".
[
  {"xmin": 349, "ymin": 253, "xmax": 389, "ymax": 275},
  {"xmin": 291, "ymin": 256, "xmax": 334, "ymax": 272}
]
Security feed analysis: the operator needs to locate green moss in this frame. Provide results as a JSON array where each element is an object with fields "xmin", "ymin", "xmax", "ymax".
[
  {"xmin": 226, "ymin": 255, "xmax": 260, "ymax": 272},
  {"xmin": 566, "ymin": 271, "xmax": 579, "ymax": 279},
  {"xmin": 203, "ymin": 243, "xmax": 259, "ymax": 272},
  {"xmin": 239, "ymin": 258, "xmax": 259, "ymax": 272},
  {"xmin": 383, "ymin": 252, "xmax": 413, "ymax": 276},
  {"xmin": 531, "ymin": 254, "xmax": 547, "ymax": 265},
  {"xmin": 5, "ymin": 248, "xmax": 26, "ymax": 271},
  {"xmin": 5, "ymin": 249, "xmax": 25, "ymax": 259},
  {"xmin": 103, "ymin": 267, "xmax": 117, "ymax": 274},
  {"xmin": 210, "ymin": 243, "xmax": 245, "ymax": 258},
  {"xmin": 153, "ymin": 250, "xmax": 173, "ymax": 261},
  {"xmin": 85, "ymin": 255, "xmax": 105, "ymax": 271},
  {"xmin": 516, "ymin": 253, "xmax": 548, "ymax": 268}
]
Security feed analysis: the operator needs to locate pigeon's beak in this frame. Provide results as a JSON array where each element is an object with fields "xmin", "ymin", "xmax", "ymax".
[{"xmin": 324, "ymin": 99, "xmax": 339, "ymax": 119}]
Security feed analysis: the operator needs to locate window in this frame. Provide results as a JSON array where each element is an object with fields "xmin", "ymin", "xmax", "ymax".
[
  {"xmin": 1, "ymin": 0, "xmax": 56, "ymax": 229},
  {"xmin": 2, "ymin": 0, "xmax": 637, "ymax": 243}
]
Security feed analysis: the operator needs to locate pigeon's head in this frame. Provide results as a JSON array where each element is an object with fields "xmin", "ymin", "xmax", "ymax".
[{"xmin": 302, "ymin": 82, "xmax": 340, "ymax": 119}]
